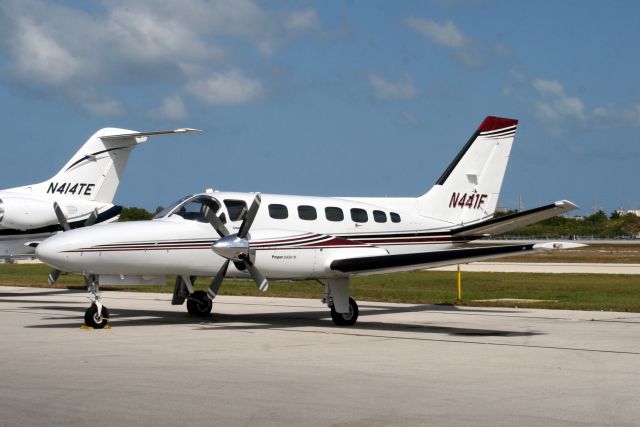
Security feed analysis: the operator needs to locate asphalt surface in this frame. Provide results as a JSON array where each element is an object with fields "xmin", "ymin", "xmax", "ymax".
[{"xmin": 1, "ymin": 286, "xmax": 639, "ymax": 426}]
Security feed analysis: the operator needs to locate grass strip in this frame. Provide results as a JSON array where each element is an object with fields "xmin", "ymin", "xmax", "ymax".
[{"xmin": 1, "ymin": 264, "xmax": 639, "ymax": 312}]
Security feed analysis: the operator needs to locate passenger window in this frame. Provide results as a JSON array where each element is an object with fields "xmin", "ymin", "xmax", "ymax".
[
  {"xmin": 325, "ymin": 207, "xmax": 344, "ymax": 222},
  {"xmin": 390, "ymin": 212, "xmax": 401, "ymax": 223},
  {"xmin": 350, "ymin": 208, "xmax": 368, "ymax": 223},
  {"xmin": 269, "ymin": 204, "xmax": 288, "ymax": 219},
  {"xmin": 174, "ymin": 197, "xmax": 220, "ymax": 223},
  {"xmin": 298, "ymin": 205, "xmax": 317, "ymax": 220},
  {"xmin": 373, "ymin": 210, "xmax": 387, "ymax": 223},
  {"xmin": 224, "ymin": 199, "xmax": 248, "ymax": 222}
]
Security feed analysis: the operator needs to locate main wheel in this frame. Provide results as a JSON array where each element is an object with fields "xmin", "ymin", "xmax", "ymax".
[
  {"xmin": 84, "ymin": 304, "xmax": 110, "ymax": 329},
  {"xmin": 187, "ymin": 290, "xmax": 212, "ymax": 317},
  {"xmin": 330, "ymin": 297, "xmax": 359, "ymax": 326}
]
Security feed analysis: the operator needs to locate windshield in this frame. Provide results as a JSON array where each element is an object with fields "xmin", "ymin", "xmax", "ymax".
[
  {"xmin": 153, "ymin": 195, "xmax": 193, "ymax": 219},
  {"xmin": 155, "ymin": 195, "xmax": 222, "ymax": 223}
]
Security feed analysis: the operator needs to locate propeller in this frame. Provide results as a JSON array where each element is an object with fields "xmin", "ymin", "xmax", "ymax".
[
  {"xmin": 206, "ymin": 193, "xmax": 268, "ymax": 298},
  {"xmin": 48, "ymin": 203, "xmax": 99, "ymax": 285}
]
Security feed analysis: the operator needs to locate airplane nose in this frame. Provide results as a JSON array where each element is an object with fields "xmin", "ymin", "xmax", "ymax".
[{"xmin": 35, "ymin": 235, "xmax": 68, "ymax": 270}]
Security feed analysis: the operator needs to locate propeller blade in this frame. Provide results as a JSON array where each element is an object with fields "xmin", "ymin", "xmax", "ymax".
[
  {"xmin": 207, "ymin": 260, "xmax": 229, "ymax": 300},
  {"xmin": 84, "ymin": 209, "xmax": 99, "ymax": 227},
  {"xmin": 204, "ymin": 208, "xmax": 230, "ymax": 238},
  {"xmin": 243, "ymin": 258, "xmax": 269, "ymax": 292},
  {"xmin": 48, "ymin": 269, "xmax": 61, "ymax": 285},
  {"xmin": 237, "ymin": 193, "xmax": 261, "ymax": 239},
  {"xmin": 53, "ymin": 202, "xmax": 71, "ymax": 232}
]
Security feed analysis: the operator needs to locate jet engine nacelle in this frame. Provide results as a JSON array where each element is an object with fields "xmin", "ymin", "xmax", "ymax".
[{"xmin": 0, "ymin": 197, "xmax": 61, "ymax": 230}]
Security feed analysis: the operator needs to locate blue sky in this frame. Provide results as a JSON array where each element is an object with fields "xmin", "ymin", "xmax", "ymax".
[{"xmin": 1, "ymin": 0, "xmax": 638, "ymax": 215}]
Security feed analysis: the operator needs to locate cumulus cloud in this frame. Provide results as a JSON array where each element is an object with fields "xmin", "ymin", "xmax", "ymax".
[
  {"xmin": 523, "ymin": 77, "xmax": 640, "ymax": 130},
  {"xmin": 403, "ymin": 111, "xmax": 420, "ymax": 126},
  {"xmin": 0, "ymin": 0, "xmax": 319, "ymax": 116},
  {"xmin": 406, "ymin": 18, "xmax": 466, "ymax": 49},
  {"xmin": 186, "ymin": 71, "xmax": 264, "ymax": 105},
  {"xmin": 150, "ymin": 94, "xmax": 188, "ymax": 121},
  {"xmin": 406, "ymin": 16, "xmax": 511, "ymax": 70},
  {"xmin": 11, "ymin": 18, "xmax": 81, "ymax": 84},
  {"xmin": 532, "ymin": 78, "xmax": 585, "ymax": 121},
  {"xmin": 285, "ymin": 9, "xmax": 319, "ymax": 32},
  {"xmin": 369, "ymin": 73, "xmax": 418, "ymax": 100}
]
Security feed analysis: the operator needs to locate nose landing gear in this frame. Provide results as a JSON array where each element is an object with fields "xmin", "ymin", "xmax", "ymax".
[{"xmin": 84, "ymin": 276, "xmax": 110, "ymax": 329}]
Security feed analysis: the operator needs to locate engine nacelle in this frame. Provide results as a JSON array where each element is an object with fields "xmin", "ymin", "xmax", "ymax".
[{"xmin": 0, "ymin": 197, "xmax": 61, "ymax": 230}]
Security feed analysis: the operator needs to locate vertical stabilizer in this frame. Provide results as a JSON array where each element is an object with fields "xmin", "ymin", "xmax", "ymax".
[
  {"xmin": 10, "ymin": 128, "xmax": 198, "ymax": 204},
  {"xmin": 29, "ymin": 128, "xmax": 142, "ymax": 203},
  {"xmin": 417, "ymin": 116, "xmax": 518, "ymax": 225}
]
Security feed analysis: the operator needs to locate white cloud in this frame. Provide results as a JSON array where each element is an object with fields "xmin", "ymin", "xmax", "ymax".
[
  {"xmin": 403, "ymin": 111, "xmax": 420, "ymax": 125},
  {"xmin": 525, "ymin": 77, "xmax": 640, "ymax": 129},
  {"xmin": 186, "ymin": 70, "xmax": 264, "ymax": 105},
  {"xmin": 531, "ymin": 78, "xmax": 585, "ymax": 121},
  {"xmin": 72, "ymin": 92, "xmax": 125, "ymax": 117},
  {"xmin": 11, "ymin": 18, "xmax": 81, "ymax": 84},
  {"xmin": 532, "ymin": 79, "xmax": 565, "ymax": 97},
  {"xmin": 369, "ymin": 73, "xmax": 418, "ymax": 100},
  {"xmin": 285, "ymin": 10, "xmax": 319, "ymax": 32},
  {"xmin": 406, "ymin": 17, "xmax": 466, "ymax": 49},
  {"xmin": 150, "ymin": 95, "xmax": 188, "ymax": 120},
  {"xmin": 592, "ymin": 104, "xmax": 640, "ymax": 127},
  {"xmin": 0, "ymin": 0, "xmax": 320, "ymax": 115}
]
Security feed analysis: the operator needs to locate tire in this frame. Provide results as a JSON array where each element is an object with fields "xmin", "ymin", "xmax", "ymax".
[
  {"xmin": 330, "ymin": 297, "xmax": 358, "ymax": 326},
  {"xmin": 187, "ymin": 290, "xmax": 212, "ymax": 317},
  {"xmin": 84, "ymin": 304, "xmax": 110, "ymax": 329}
]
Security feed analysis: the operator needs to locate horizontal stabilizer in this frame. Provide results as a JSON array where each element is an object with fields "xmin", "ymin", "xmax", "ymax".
[
  {"xmin": 452, "ymin": 200, "xmax": 578, "ymax": 237},
  {"xmin": 330, "ymin": 242, "xmax": 579, "ymax": 275},
  {"xmin": 99, "ymin": 128, "xmax": 201, "ymax": 141}
]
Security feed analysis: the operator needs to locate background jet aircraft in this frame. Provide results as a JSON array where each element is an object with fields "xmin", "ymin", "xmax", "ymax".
[
  {"xmin": 0, "ymin": 127, "xmax": 198, "ymax": 260},
  {"xmin": 36, "ymin": 116, "xmax": 580, "ymax": 329}
]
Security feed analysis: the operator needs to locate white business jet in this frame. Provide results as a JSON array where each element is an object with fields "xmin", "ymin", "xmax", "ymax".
[
  {"xmin": 36, "ymin": 116, "xmax": 580, "ymax": 328},
  {"xmin": 0, "ymin": 127, "xmax": 198, "ymax": 261}
]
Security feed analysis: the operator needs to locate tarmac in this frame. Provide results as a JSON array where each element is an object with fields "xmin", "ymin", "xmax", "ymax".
[{"xmin": 1, "ymin": 285, "xmax": 640, "ymax": 426}]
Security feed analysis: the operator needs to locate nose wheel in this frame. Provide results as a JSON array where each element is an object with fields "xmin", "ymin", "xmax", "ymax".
[
  {"xmin": 84, "ymin": 304, "xmax": 110, "ymax": 329},
  {"xmin": 186, "ymin": 290, "xmax": 213, "ymax": 317},
  {"xmin": 83, "ymin": 276, "xmax": 110, "ymax": 329}
]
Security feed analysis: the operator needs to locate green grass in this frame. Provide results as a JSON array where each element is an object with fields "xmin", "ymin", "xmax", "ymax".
[{"xmin": 2, "ymin": 264, "xmax": 639, "ymax": 312}]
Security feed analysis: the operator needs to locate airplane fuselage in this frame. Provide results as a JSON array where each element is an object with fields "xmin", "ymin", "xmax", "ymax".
[
  {"xmin": 0, "ymin": 190, "xmax": 120, "ymax": 258},
  {"xmin": 36, "ymin": 191, "xmax": 480, "ymax": 279}
]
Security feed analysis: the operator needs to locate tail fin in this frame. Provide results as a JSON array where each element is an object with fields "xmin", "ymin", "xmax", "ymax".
[
  {"xmin": 16, "ymin": 128, "xmax": 199, "ymax": 203},
  {"xmin": 417, "ymin": 116, "xmax": 518, "ymax": 225}
]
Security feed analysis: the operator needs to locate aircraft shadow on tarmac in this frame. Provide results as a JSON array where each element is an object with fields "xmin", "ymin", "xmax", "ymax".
[{"xmin": 10, "ymin": 299, "xmax": 542, "ymax": 338}]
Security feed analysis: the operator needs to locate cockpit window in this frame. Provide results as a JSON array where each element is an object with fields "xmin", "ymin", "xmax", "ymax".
[
  {"xmin": 153, "ymin": 195, "xmax": 193, "ymax": 219},
  {"xmin": 224, "ymin": 199, "xmax": 248, "ymax": 222},
  {"xmin": 160, "ymin": 195, "xmax": 221, "ymax": 223}
]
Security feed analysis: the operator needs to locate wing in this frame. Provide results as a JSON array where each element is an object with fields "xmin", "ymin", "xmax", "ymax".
[
  {"xmin": 452, "ymin": 200, "xmax": 578, "ymax": 237},
  {"xmin": 330, "ymin": 242, "xmax": 583, "ymax": 275}
]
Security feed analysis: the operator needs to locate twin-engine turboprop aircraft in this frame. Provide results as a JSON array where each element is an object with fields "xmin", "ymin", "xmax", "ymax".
[
  {"xmin": 0, "ymin": 127, "xmax": 198, "ymax": 260},
  {"xmin": 36, "ymin": 116, "xmax": 580, "ymax": 328}
]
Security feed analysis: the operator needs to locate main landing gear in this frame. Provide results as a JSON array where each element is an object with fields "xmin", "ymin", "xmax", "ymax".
[
  {"xmin": 84, "ymin": 275, "xmax": 110, "ymax": 329},
  {"xmin": 330, "ymin": 297, "xmax": 359, "ymax": 326},
  {"xmin": 323, "ymin": 278, "xmax": 359, "ymax": 326},
  {"xmin": 172, "ymin": 276, "xmax": 212, "ymax": 317}
]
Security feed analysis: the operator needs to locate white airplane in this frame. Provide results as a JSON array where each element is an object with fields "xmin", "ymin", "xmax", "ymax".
[
  {"xmin": 36, "ymin": 116, "xmax": 580, "ymax": 329},
  {"xmin": 0, "ymin": 127, "xmax": 199, "ymax": 261}
]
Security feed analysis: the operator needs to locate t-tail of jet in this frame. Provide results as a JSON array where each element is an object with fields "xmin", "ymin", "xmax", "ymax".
[
  {"xmin": 9, "ymin": 128, "xmax": 199, "ymax": 204},
  {"xmin": 417, "ymin": 116, "xmax": 518, "ymax": 226}
]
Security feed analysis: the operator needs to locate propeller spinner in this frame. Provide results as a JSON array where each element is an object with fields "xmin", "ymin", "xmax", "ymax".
[{"xmin": 206, "ymin": 193, "xmax": 268, "ymax": 299}]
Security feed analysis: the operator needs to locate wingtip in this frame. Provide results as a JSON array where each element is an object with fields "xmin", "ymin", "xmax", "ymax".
[{"xmin": 174, "ymin": 128, "xmax": 202, "ymax": 133}]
